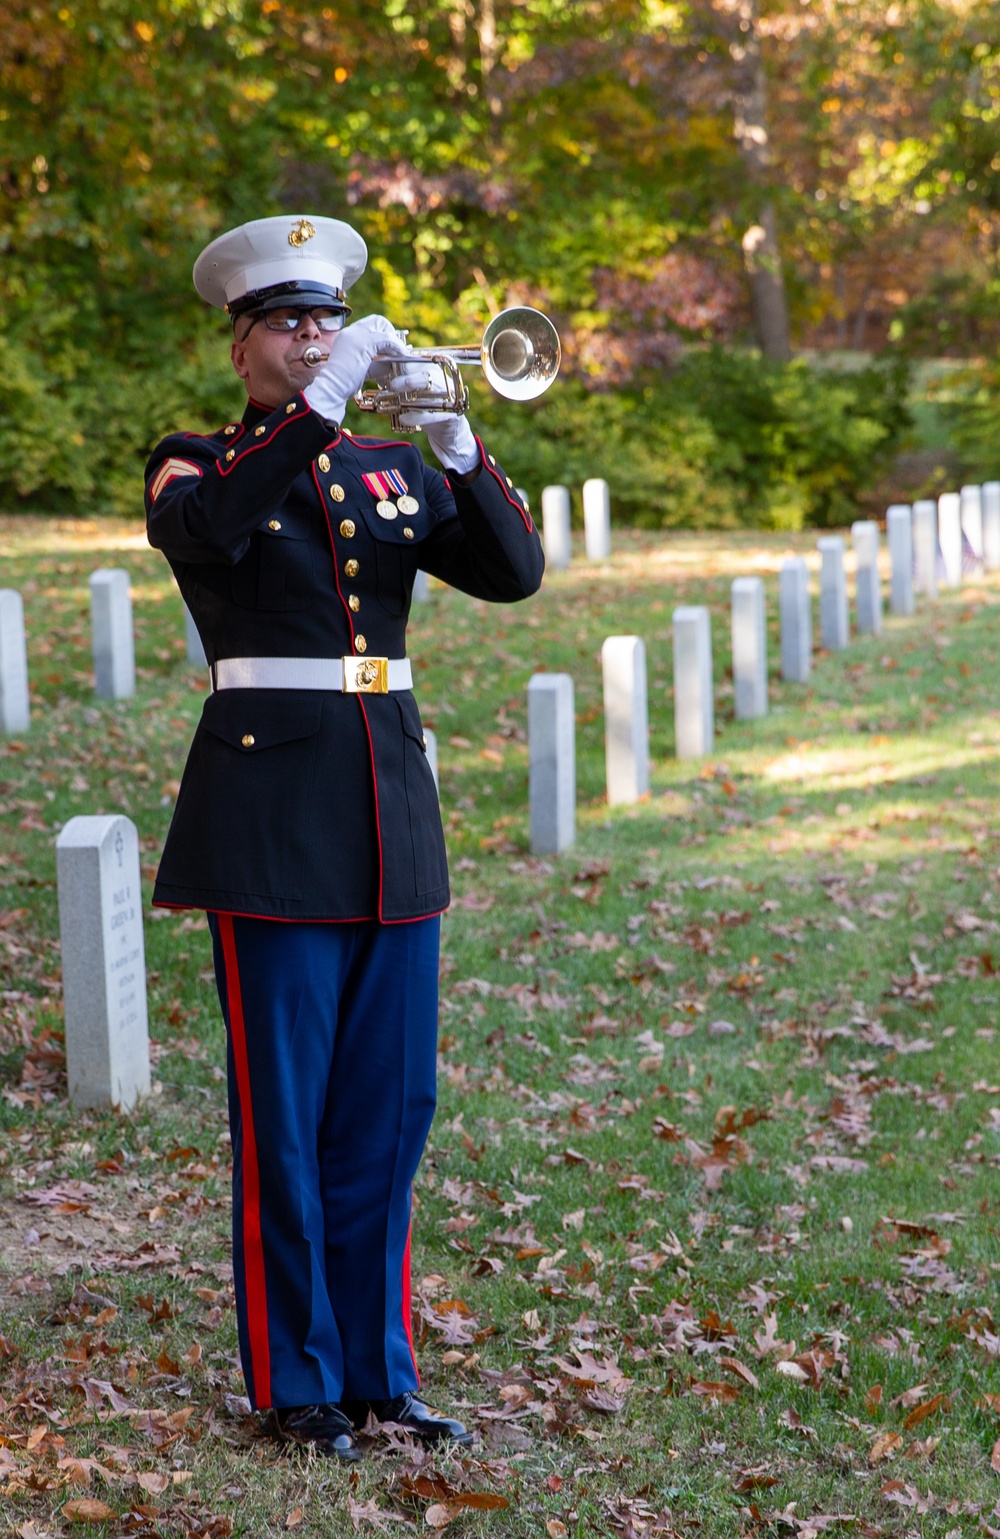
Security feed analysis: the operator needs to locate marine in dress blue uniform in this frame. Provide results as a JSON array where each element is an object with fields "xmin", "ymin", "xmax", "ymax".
[{"xmin": 145, "ymin": 215, "xmax": 544, "ymax": 1458}]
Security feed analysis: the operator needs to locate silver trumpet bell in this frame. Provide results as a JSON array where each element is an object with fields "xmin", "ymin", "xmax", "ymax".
[{"xmin": 353, "ymin": 306, "xmax": 561, "ymax": 433}]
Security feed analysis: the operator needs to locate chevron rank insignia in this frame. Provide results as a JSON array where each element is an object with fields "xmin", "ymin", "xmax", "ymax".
[{"xmin": 149, "ymin": 457, "xmax": 204, "ymax": 503}]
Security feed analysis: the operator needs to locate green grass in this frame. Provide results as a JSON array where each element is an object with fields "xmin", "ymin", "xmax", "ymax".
[{"xmin": 3, "ymin": 516, "xmax": 1000, "ymax": 1537}]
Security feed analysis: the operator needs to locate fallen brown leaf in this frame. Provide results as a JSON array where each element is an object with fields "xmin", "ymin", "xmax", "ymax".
[
  {"xmin": 733, "ymin": 1469, "xmax": 779, "ymax": 1491},
  {"xmin": 869, "ymin": 1432, "xmax": 902, "ymax": 1465},
  {"xmin": 903, "ymin": 1391, "xmax": 949, "ymax": 1430},
  {"xmin": 63, "ymin": 1500, "xmax": 117, "ymax": 1523},
  {"xmin": 688, "ymin": 1379, "xmax": 739, "ymax": 1403},
  {"xmin": 718, "ymin": 1356, "xmax": 760, "ymax": 1391}
]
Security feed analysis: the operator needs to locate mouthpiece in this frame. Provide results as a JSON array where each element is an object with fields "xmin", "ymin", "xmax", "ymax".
[{"xmin": 303, "ymin": 346, "xmax": 329, "ymax": 368}]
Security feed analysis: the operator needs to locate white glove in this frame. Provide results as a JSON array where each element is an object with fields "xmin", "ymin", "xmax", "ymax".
[
  {"xmin": 302, "ymin": 315, "xmax": 409, "ymax": 425},
  {"xmin": 423, "ymin": 414, "xmax": 480, "ymax": 475},
  {"xmin": 395, "ymin": 363, "xmax": 481, "ymax": 474}
]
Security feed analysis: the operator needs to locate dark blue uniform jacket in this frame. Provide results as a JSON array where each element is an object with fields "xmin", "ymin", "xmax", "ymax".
[{"xmin": 145, "ymin": 392, "xmax": 544, "ymax": 922}]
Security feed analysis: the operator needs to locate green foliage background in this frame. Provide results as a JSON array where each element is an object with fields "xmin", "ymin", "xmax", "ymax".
[{"xmin": 1, "ymin": 0, "xmax": 998, "ymax": 521}]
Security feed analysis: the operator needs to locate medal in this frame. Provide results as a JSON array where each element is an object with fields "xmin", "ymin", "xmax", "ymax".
[{"xmin": 362, "ymin": 467, "xmax": 410, "ymax": 522}]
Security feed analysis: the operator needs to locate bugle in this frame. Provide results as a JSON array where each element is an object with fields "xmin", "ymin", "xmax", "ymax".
[{"xmin": 354, "ymin": 307, "xmax": 561, "ymax": 433}]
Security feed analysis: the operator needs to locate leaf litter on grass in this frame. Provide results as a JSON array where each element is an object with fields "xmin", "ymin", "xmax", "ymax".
[{"xmin": 6, "ymin": 522, "xmax": 1000, "ymax": 1532}]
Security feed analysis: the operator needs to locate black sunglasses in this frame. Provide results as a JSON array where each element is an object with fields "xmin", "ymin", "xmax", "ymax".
[{"xmin": 238, "ymin": 306, "xmax": 349, "ymax": 340}]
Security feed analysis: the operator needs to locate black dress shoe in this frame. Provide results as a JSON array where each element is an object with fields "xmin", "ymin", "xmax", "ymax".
[
  {"xmin": 267, "ymin": 1402, "xmax": 362, "ymax": 1461},
  {"xmin": 344, "ymin": 1391, "xmax": 473, "ymax": 1446}
]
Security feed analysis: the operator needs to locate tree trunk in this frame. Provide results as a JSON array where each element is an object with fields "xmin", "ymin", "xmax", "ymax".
[
  {"xmin": 476, "ymin": 0, "xmax": 503, "ymax": 126},
  {"xmin": 730, "ymin": 0, "xmax": 791, "ymax": 361},
  {"xmin": 446, "ymin": 0, "xmax": 469, "ymax": 93}
]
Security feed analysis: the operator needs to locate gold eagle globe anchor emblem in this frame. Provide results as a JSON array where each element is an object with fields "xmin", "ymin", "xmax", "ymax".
[
  {"xmin": 355, "ymin": 658, "xmax": 382, "ymax": 690},
  {"xmin": 288, "ymin": 219, "xmax": 316, "ymax": 248}
]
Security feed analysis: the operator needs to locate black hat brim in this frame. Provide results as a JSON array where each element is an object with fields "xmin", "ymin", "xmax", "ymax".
[{"xmin": 228, "ymin": 280, "xmax": 351, "ymax": 320}]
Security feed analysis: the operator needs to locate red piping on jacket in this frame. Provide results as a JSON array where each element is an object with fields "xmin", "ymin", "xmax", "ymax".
[
  {"xmin": 475, "ymin": 437, "xmax": 533, "ymax": 530},
  {"xmin": 217, "ymin": 396, "xmax": 336, "ymax": 478},
  {"xmin": 218, "ymin": 914, "xmax": 272, "ymax": 1409}
]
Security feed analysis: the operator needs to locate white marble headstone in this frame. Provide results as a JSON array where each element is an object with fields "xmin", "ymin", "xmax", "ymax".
[
  {"xmin": 541, "ymin": 485, "xmax": 571, "ymax": 571},
  {"xmin": 886, "ymin": 505, "xmax": 914, "ymax": 616},
  {"xmin": 851, "ymin": 520, "xmax": 882, "ymax": 635},
  {"xmin": 937, "ymin": 493, "xmax": 962, "ymax": 588},
  {"xmin": 983, "ymin": 482, "xmax": 1000, "ymax": 571},
  {"xmin": 961, "ymin": 483, "xmax": 983, "ymax": 571},
  {"xmin": 818, "ymin": 537, "xmax": 848, "ymax": 650},
  {"xmin": 912, "ymin": 500, "xmax": 938, "ymax": 598},
  {"xmin": 672, "ymin": 606, "xmax": 713, "ymax": 759},
  {"xmin": 183, "ymin": 601, "xmax": 207, "ymax": 666},
  {"xmin": 423, "ymin": 726, "xmax": 438, "ymax": 794},
  {"xmin": 779, "ymin": 558, "xmax": 811, "ymax": 683},
  {"xmin": 528, "ymin": 673, "xmax": 575, "ymax": 853},
  {"xmin": 601, "ymin": 635, "xmax": 649, "ymax": 805},
  {"xmin": 56, "ymin": 815, "xmax": 150, "ymax": 1111},
  {"xmin": 583, "ymin": 479, "xmax": 611, "ymax": 561},
  {"xmin": 0, "ymin": 590, "xmax": 30, "ymax": 734},
  {"xmin": 89, "ymin": 569, "xmax": 135, "ymax": 699},
  {"xmin": 731, "ymin": 577, "xmax": 767, "ymax": 719}
]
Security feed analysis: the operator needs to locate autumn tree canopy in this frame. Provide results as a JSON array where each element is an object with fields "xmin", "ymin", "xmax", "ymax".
[{"xmin": 0, "ymin": 0, "xmax": 996, "ymax": 516}]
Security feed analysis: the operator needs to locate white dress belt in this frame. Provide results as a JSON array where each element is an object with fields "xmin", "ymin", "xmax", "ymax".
[{"xmin": 211, "ymin": 656, "xmax": 413, "ymax": 692}]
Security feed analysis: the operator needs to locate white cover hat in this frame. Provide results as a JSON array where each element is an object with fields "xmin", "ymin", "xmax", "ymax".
[{"xmin": 193, "ymin": 215, "xmax": 368, "ymax": 313}]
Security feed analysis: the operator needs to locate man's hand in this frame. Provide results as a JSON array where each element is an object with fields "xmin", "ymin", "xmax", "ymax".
[
  {"xmin": 303, "ymin": 315, "xmax": 409, "ymax": 426},
  {"xmin": 394, "ymin": 363, "xmax": 481, "ymax": 474}
]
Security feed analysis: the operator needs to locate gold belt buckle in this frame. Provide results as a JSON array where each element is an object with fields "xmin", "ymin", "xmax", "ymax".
[{"xmin": 343, "ymin": 655, "xmax": 389, "ymax": 693}]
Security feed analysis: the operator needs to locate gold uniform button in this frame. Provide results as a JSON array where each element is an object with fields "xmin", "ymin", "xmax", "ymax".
[
  {"xmin": 330, "ymin": 484, "xmax": 345, "ymax": 502},
  {"xmin": 241, "ymin": 733, "xmax": 255, "ymax": 748},
  {"xmin": 268, "ymin": 519, "xmax": 281, "ymax": 531},
  {"xmin": 286, "ymin": 402, "xmax": 296, "ymax": 414},
  {"xmin": 318, "ymin": 453, "xmax": 331, "ymax": 473},
  {"xmin": 505, "ymin": 475, "xmax": 513, "ymax": 487},
  {"xmin": 339, "ymin": 519, "xmax": 355, "ymax": 538},
  {"xmin": 348, "ymin": 594, "xmax": 360, "ymax": 612},
  {"xmin": 355, "ymin": 634, "xmax": 367, "ymax": 653},
  {"xmin": 345, "ymin": 558, "xmax": 359, "ymax": 577},
  {"xmin": 403, "ymin": 527, "xmax": 414, "ymax": 540},
  {"xmin": 255, "ymin": 425, "xmax": 266, "ymax": 437},
  {"xmin": 224, "ymin": 424, "xmax": 237, "ymax": 436},
  {"xmin": 489, "ymin": 454, "xmax": 496, "ymax": 465},
  {"xmin": 225, "ymin": 449, "xmax": 235, "ymax": 462}
]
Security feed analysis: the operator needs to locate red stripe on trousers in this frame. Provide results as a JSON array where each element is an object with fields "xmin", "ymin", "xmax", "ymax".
[
  {"xmin": 402, "ymin": 1218, "xmax": 419, "ymax": 1384},
  {"xmin": 218, "ymin": 913, "xmax": 273, "ymax": 1408}
]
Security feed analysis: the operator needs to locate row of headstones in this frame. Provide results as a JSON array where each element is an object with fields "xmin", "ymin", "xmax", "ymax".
[
  {"xmin": 46, "ymin": 635, "xmax": 647, "ymax": 1112},
  {"xmin": 523, "ymin": 486, "xmax": 1000, "ymax": 856},
  {"xmin": 0, "ymin": 570, "xmax": 143, "ymax": 731},
  {"xmin": 41, "ymin": 485, "xmax": 995, "ymax": 1108},
  {"xmin": 0, "ymin": 477, "xmax": 608, "ymax": 729},
  {"xmin": 537, "ymin": 481, "xmax": 1000, "ymax": 580}
]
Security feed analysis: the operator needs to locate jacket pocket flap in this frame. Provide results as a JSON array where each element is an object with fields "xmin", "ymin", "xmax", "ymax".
[
  {"xmin": 396, "ymin": 693, "xmax": 428, "ymax": 750},
  {"xmin": 201, "ymin": 690, "xmax": 323, "ymax": 751},
  {"xmin": 357, "ymin": 502, "xmax": 431, "ymax": 544}
]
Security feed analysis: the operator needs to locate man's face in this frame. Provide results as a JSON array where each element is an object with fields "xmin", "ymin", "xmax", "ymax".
[{"xmin": 230, "ymin": 309, "xmax": 333, "ymax": 407}]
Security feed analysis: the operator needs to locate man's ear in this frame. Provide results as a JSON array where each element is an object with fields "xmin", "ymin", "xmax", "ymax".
[{"xmin": 231, "ymin": 334, "xmax": 251, "ymax": 381}]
